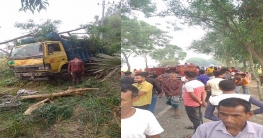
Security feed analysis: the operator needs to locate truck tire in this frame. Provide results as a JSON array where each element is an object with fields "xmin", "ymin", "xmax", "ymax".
[{"xmin": 60, "ymin": 70, "xmax": 71, "ymax": 80}]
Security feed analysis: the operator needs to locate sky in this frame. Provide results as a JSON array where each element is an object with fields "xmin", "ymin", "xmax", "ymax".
[
  {"xmin": 0, "ymin": 0, "xmax": 110, "ymax": 43},
  {"xmin": 0, "ymin": 0, "xmax": 211, "ymax": 70}
]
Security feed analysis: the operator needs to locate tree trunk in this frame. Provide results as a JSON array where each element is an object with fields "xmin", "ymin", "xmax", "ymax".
[
  {"xmin": 226, "ymin": 60, "xmax": 231, "ymax": 68},
  {"xmin": 121, "ymin": 51, "xmax": 131, "ymax": 71},
  {"xmin": 243, "ymin": 60, "xmax": 247, "ymax": 72},
  {"xmin": 250, "ymin": 47, "xmax": 263, "ymax": 69},
  {"xmin": 143, "ymin": 53, "xmax": 148, "ymax": 69},
  {"xmin": 246, "ymin": 45, "xmax": 263, "ymax": 100},
  {"xmin": 221, "ymin": 42, "xmax": 231, "ymax": 68}
]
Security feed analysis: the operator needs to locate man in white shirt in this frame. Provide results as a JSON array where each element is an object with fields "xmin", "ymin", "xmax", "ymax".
[
  {"xmin": 121, "ymin": 84, "xmax": 164, "ymax": 138},
  {"xmin": 206, "ymin": 71, "xmax": 224, "ymax": 96}
]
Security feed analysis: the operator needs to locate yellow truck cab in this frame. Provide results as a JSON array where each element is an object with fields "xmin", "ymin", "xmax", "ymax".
[{"xmin": 9, "ymin": 33, "xmax": 93, "ymax": 80}]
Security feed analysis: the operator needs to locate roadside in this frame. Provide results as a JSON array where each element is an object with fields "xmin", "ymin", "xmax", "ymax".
[{"xmin": 154, "ymin": 80, "xmax": 263, "ymax": 138}]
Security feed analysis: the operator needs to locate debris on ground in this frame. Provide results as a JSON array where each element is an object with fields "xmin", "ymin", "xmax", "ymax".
[
  {"xmin": 17, "ymin": 89, "xmax": 38, "ymax": 95},
  {"xmin": 0, "ymin": 94, "xmax": 21, "ymax": 109},
  {"xmin": 24, "ymin": 98, "xmax": 50, "ymax": 115},
  {"xmin": 18, "ymin": 88, "xmax": 99, "ymax": 100}
]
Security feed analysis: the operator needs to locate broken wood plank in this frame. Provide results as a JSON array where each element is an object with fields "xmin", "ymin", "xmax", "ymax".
[
  {"xmin": 18, "ymin": 88, "xmax": 99, "ymax": 100},
  {"xmin": 23, "ymin": 98, "xmax": 50, "ymax": 115}
]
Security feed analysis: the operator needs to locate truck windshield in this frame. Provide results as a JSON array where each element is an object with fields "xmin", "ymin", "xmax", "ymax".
[{"xmin": 11, "ymin": 42, "xmax": 43, "ymax": 59}]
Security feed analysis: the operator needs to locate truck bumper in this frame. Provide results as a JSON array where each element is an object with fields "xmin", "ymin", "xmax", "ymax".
[{"xmin": 14, "ymin": 72, "xmax": 54, "ymax": 80}]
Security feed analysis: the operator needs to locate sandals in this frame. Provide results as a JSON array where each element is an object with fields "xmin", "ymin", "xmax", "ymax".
[
  {"xmin": 171, "ymin": 114, "xmax": 180, "ymax": 119},
  {"xmin": 184, "ymin": 134, "xmax": 193, "ymax": 138},
  {"xmin": 184, "ymin": 126, "xmax": 194, "ymax": 129}
]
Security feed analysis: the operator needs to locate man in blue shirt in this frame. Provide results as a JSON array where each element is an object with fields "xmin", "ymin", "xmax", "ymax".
[{"xmin": 197, "ymin": 70, "xmax": 209, "ymax": 85}]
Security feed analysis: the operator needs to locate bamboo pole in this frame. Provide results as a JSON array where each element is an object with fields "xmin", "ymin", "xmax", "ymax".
[{"xmin": 18, "ymin": 88, "xmax": 99, "ymax": 100}]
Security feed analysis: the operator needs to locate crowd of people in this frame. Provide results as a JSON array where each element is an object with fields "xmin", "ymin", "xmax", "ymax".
[{"xmin": 121, "ymin": 66, "xmax": 263, "ymax": 138}]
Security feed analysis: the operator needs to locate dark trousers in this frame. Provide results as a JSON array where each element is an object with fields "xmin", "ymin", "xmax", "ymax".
[
  {"xmin": 148, "ymin": 94, "xmax": 157, "ymax": 113},
  {"xmin": 185, "ymin": 106, "xmax": 203, "ymax": 132},
  {"xmin": 205, "ymin": 91, "xmax": 211, "ymax": 102},
  {"xmin": 133, "ymin": 104, "xmax": 149, "ymax": 110},
  {"xmin": 72, "ymin": 71, "xmax": 82, "ymax": 82}
]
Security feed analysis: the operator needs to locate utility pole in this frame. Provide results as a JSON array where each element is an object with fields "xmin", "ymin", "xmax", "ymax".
[{"xmin": 99, "ymin": 0, "xmax": 105, "ymax": 40}]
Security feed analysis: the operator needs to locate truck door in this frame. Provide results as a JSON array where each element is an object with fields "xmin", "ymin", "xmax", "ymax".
[{"xmin": 45, "ymin": 42, "xmax": 67, "ymax": 73}]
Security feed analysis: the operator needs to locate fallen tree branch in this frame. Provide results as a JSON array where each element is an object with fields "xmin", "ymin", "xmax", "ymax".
[
  {"xmin": 18, "ymin": 88, "xmax": 99, "ymax": 100},
  {"xmin": 58, "ymin": 26, "xmax": 89, "ymax": 34},
  {"xmin": 0, "ymin": 33, "xmax": 33, "ymax": 45},
  {"xmin": 24, "ymin": 98, "xmax": 50, "ymax": 115}
]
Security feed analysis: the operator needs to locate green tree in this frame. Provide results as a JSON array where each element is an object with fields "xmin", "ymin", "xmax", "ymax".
[
  {"xmin": 14, "ymin": 19, "xmax": 61, "ymax": 36},
  {"xmin": 158, "ymin": 59, "xmax": 179, "ymax": 67},
  {"xmin": 20, "ymin": 0, "xmax": 49, "ymax": 13},
  {"xmin": 121, "ymin": 18, "xmax": 171, "ymax": 71},
  {"xmin": 161, "ymin": 0, "xmax": 263, "ymax": 99},
  {"xmin": 150, "ymin": 44, "xmax": 186, "ymax": 65}
]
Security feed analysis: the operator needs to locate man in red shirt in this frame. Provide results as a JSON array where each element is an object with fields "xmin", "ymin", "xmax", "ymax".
[
  {"xmin": 183, "ymin": 71, "xmax": 207, "ymax": 138},
  {"xmin": 162, "ymin": 73, "xmax": 182, "ymax": 119},
  {"xmin": 68, "ymin": 56, "xmax": 84, "ymax": 85}
]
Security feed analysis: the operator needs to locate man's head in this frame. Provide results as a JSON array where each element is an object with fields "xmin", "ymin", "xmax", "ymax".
[
  {"xmin": 121, "ymin": 85, "xmax": 139, "ymax": 109},
  {"xmin": 213, "ymin": 71, "xmax": 223, "ymax": 78},
  {"xmin": 199, "ymin": 70, "xmax": 205, "ymax": 75},
  {"xmin": 219, "ymin": 80, "xmax": 236, "ymax": 93},
  {"xmin": 141, "ymin": 72, "xmax": 149, "ymax": 77},
  {"xmin": 124, "ymin": 71, "xmax": 132, "ymax": 77},
  {"xmin": 169, "ymin": 73, "xmax": 177, "ymax": 81},
  {"xmin": 165, "ymin": 69, "xmax": 170, "ymax": 73},
  {"xmin": 134, "ymin": 73, "xmax": 146, "ymax": 83},
  {"xmin": 218, "ymin": 98, "xmax": 253, "ymax": 129},
  {"xmin": 184, "ymin": 71, "xmax": 197, "ymax": 79},
  {"xmin": 241, "ymin": 73, "xmax": 246, "ymax": 78},
  {"xmin": 234, "ymin": 73, "xmax": 241, "ymax": 78}
]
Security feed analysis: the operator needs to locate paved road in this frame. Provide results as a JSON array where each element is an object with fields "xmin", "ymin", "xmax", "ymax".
[{"xmin": 154, "ymin": 96, "xmax": 211, "ymax": 138}]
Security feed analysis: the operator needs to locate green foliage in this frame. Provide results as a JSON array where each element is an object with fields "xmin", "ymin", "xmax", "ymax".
[
  {"xmin": 14, "ymin": 19, "xmax": 61, "ymax": 36},
  {"xmin": 101, "ymin": 15, "xmax": 121, "ymax": 54},
  {"xmin": 121, "ymin": 0, "xmax": 157, "ymax": 17},
  {"xmin": 158, "ymin": 59, "xmax": 179, "ymax": 67},
  {"xmin": 121, "ymin": 17, "xmax": 176, "ymax": 70},
  {"xmin": 150, "ymin": 44, "xmax": 186, "ymax": 62},
  {"xmin": 185, "ymin": 57, "xmax": 223, "ymax": 67},
  {"xmin": 32, "ymin": 104, "xmax": 74, "ymax": 125},
  {"xmin": 20, "ymin": 0, "xmax": 49, "ymax": 14}
]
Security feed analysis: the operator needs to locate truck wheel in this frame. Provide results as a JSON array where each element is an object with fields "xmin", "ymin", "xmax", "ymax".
[{"xmin": 60, "ymin": 71, "xmax": 71, "ymax": 80}]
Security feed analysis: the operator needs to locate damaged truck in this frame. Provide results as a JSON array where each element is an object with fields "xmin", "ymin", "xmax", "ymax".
[{"xmin": 9, "ymin": 32, "xmax": 100, "ymax": 80}]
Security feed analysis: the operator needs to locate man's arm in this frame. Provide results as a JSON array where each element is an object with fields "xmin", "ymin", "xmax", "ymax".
[
  {"xmin": 250, "ymin": 97, "xmax": 263, "ymax": 114},
  {"xmin": 171, "ymin": 81, "xmax": 183, "ymax": 95},
  {"xmin": 162, "ymin": 82, "xmax": 171, "ymax": 95},
  {"xmin": 201, "ymin": 90, "xmax": 207, "ymax": 106},
  {"xmin": 82, "ymin": 62, "xmax": 85, "ymax": 74},
  {"xmin": 68, "ymin": 62, "xmax": 71, "ymax": 73},
  {"xmin": 138, "ymin": 91, "xmax": 147, "ymax": 96},
  {"xmin": 154, "ymin": 79, "xmax": 162, "ymax": 94},
  {"xmin": 204, "ymin": 101, "xmax": 220, "ymax": 121},
  {"xmin": 189, "ymin": 92, "xmax": 202, "ymax": 105},
  {"xmin": 138, "ymin": 84, "xmax": 153, "ymax": 96}
]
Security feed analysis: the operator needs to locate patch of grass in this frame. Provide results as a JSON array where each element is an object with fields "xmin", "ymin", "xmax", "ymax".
[
  {"xmin": 31, "ymin": 104, "xmax": 74, "ymax": 126},
  {"xmin": 0, "ymin": 71, "xmax": 120, "ymax": 137}
]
